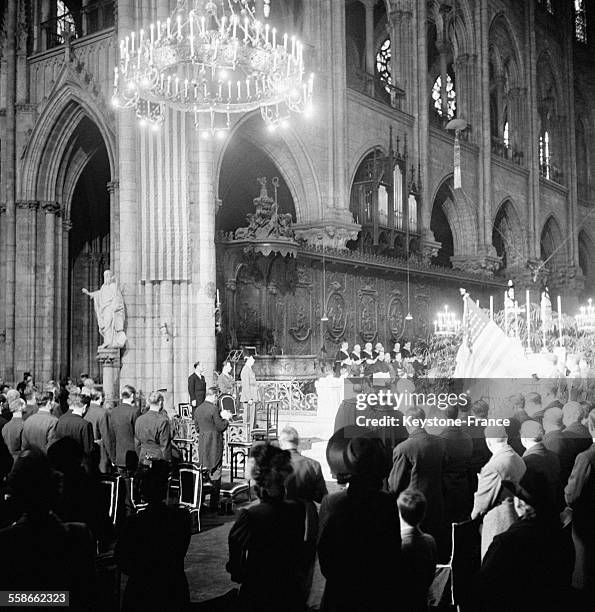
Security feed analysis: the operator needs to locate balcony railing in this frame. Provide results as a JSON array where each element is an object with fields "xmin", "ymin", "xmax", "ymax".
[
  {"xmin": 348, "ymin": 69, "xmax": 405, "ymax": 111},
  {"xmin": 40, "ymin": 1, "xmax": 114, "ymax": 50},
  {"xmin": 491, "ymin": 136, "xmax": 524, "ymax": 167}
]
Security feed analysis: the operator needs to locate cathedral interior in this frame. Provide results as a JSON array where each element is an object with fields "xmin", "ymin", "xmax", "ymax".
[{"xmin": 0, "ymin": 0, "xmax": 594, "ymax": 405}]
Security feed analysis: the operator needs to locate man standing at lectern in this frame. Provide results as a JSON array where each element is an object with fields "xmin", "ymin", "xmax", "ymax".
[{"xmin": 188, "ymin": 362, "xmax": 206, "ymax": 418}]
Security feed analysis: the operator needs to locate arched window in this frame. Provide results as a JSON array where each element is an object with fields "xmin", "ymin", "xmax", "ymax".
[
  {"xmin": 376, "ymin": 37, "xmax": 392, "ymax": 94},
  {"xmin": 575, "ymin": 0, "xmax": 588, "ymax": 43},
  {"xmin": 539, "ymin": 130, "xmax": 551, "ymax": 180},
  {"xmin": 431, "ymin": 74, "xmax": 456, "ymax": 120},
  {"xmin": 503, "ymin": 121, "xmax": 510, "ymax": 148},
  {"xmin": 408, "ymin": 195, "xmax": 418, "ymax": 233},
  {"xmin": 56, "ymin": 1, "xmax": 75, "ymax": 39}
]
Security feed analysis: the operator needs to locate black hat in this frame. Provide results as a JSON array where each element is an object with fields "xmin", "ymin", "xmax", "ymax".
[
  {"xmin": 513, "ymin": 471, "xmax": 551, "ymax": 510},
  {"xmin": 326, "ymin": 427, "xmax": 389, "ymax": 480}
]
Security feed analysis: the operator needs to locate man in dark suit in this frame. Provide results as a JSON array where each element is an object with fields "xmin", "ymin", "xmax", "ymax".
[
  {"xmin": 279, "ymin": 426, "xmax": 327, "ymax": 503},
  {"xmin": 543, "ymin": 407, "xmax": 575, "ymax": 488},
  {"xmin": 53, "ymin": 391, "xmax": 94, "ymax": 455},
  {"xmin": 542, "ymin": 382, "xmax": 563, "ymax": 411},
  {"xmin": 188, "ymin": 361, "xmax": 206, "ymax": 417},
  {"xmin": 520, "ymin": 419, "xmax": 561, "ymax": 510},
  {"xmin": 564, "ymin": 409, "xmax": 595, "ymax": 600},
  {"xmin": 440, "ymin": 404, "xmax": 473, "ymax": 523},
  {"xmin": 134, "ymin": 391, "xmax": 172, "ymax": 465},
  {"xmin": 84, "ymin": 389, "xmax": 111, "ymax": 473},
  {"xmin": 562, "ymin": 401, "xmax": 592, "ymax": 458},
  {"xmin": 108, "ymin": 385, "xmax": 139, "ymax": 471},
  {"xmin": 193, "ymin": 387, "xmax": 231, "ymax": 511},
  {"xmin": 471, "ymin": 426, "xmax": 526, "ymax": 559},
  {"xmin": 389, "ymin": 407, "xmax": 447, "ymax": 559}
]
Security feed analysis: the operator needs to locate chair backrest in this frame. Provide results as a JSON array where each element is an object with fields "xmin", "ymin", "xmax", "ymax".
[
  {"xmin": 451, "ymin": 520, "xmax": 481, "ymax": 605},
  {"xmin": 219, "ymin": 393, "xmax": 236, "ymax": 415},
  {"xmin": 179, "ymin": 466, "xmax": 203, "ymax": 509},
  {"xmin": 99, "ymin": 476, "xmax": 120, "ymax": 526}
]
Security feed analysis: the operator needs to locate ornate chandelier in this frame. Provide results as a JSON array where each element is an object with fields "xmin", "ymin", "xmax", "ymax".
[
  {"xmin": 112, "ymin": 0, "xmax": 314, "ymax": 135},
  {"xmin": 575, "ymin": 298, "xmax": 595, "ymax": 332},
  {"xmin": 433, "ymin": 304, "xmax": 461, "ymax": 337}
]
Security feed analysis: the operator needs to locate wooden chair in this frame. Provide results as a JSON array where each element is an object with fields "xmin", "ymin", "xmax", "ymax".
[
  {"xmin": 99, "ymin": 475, "xmax": 121, "ymax": 527},
  {"xmin": 178, "ymin": 464, "xmax": 204, "ymax": 532}
]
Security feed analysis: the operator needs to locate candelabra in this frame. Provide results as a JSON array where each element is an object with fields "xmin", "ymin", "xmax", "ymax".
[
  {"xmin": 433, "ymin": 304, "xmax": 461, "ymax": 337},
  {"xmin": 575, "ymin": 298, "xmax": 595, "ymax": 333},
  {"xmin": 112, "ymin": 0, "xmax": 314, "ymax": 135}
]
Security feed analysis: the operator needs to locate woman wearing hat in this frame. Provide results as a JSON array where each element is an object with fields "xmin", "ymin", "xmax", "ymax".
[{"xmin": 318, "ymin": 428, "xmax": 401, "ymax": 611}]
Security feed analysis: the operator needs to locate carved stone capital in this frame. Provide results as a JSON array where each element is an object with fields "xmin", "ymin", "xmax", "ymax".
[
  {"xmin": 16, "ymin": 200, "xmax": 39, "ymax": 211},
  {"xmin": 106, "ymin": 180, "xmax": 119, "ymax": 194},
  {"xmin": 451, "ymin": 254, "xmax": 502, "ymax": 277},
  {"xmin": 294, "ymin": 216, "xmax": 361, "ymax": 251},
  {"xmin": 97, "ymin": 346, "xmax": 121, "ymax": 367},
  {"xmin": 41, "ymin": 201, "xmax": 61, "ymax": 215}
]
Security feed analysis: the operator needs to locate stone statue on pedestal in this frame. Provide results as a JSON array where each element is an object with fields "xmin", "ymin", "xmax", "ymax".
[{"xmin": 83, "ymin": 270, "xmax": 127, "ymax": 349}]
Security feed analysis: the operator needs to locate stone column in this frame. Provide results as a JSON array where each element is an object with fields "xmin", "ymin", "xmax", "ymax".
[
  {"xmin": 41, "ymin": 202, "xmax": 60, "ymax": 381},
  {"xmin": 508, "ymin": 87, "xmax": 526, "ymax": 158},
  {"xmin": 293, "ymin": 0, "xmax": 359, "ymax": 249},
  {"xmin": 97, "ymin": 348, "xmax": 121, "ymax": 405},
  {"xmin": 363, "ymin": 0, "xmax": 375, "ymax": 95},
  {"xmin": 524, "ymin": 1, "xmax": 540, "ymax": 258},
  {"xmin": 117, "ymin": 0, "xmax": 139, "ymax": 386},
  {"xmin": 2, "ymin": 0, "xmax": 17, "ymax": 381},
  {"xmin": 455, "ymin": 53, "xmax": 470, "ymax": 128},
  {"xmin": 389, "ymin": 4, "xmax": 414, "ymax": 114},
  {"xmin": 107, "ymin": 180, "xmax": 120, "ymax": 279},
  {"xmin": 189, "ymin": 115, "xmax": 217, "ymax": 383}
]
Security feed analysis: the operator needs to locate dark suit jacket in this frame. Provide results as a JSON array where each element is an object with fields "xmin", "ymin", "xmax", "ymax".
[
  {"xmin": 543, "ymin": 430, "xmax": 576, "ymax": 488},
  {"xmin": 53, "ymin": 413, "xmax": 94, "ymax": 455},
  {"xmin": 286, "ymin": 448, "xmax": 328, "ymax": 503},
  {"xmin": 116, "ymin": 503, "xmax": 191, "ymax": 612},
  {"xmin": 563, "ymin": 422, "xmax": 592, "ymax": 458},
  {"xmin": 228, "ymin": 499, "xmax": 308, "ymax": 612},
  {"xmin": 564, "ymin": 443, "xmax": 595, "ymax": 536},
  {"xmin": 440, "ymin": 426, "xmax": 473, "ymax": 521},
  {"xmin": 193, "ymin": 400, "xmax": 228, "ymax": 470},
  {"xmin": 134, "ymin": 410, "xmax": 172, "ymax": 463},
  {"xmin": 401, "ymin": 525, "xmax": 437, "ymax": 612},
  {"xmin": 188, "ymin": 373, "xmax": 206, "ymax": 410},
  {"xmin": 318, "ymin": 484, "xmax": 401, "ymax": 611},
  {"xmin": 522, "ymin": 442, "xmax": 561, "ymax": 509},
  {"xmin": 84, "ymin": 404, "xmax": 111, "ymax": 472},
  {"xmin": 108, "ymin": 401, "xmax": 140, "ymax": 467},
  {"xmin": 0, "ymin": 513, "xmax": 96, "ymax": 610},
  {"xmin": 389, "ymin": 430, "xmax": 446, "ymax": 541}
]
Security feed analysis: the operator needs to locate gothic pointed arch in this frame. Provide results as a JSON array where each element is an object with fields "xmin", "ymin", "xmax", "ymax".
[
  {"xmin": 492, "ymin": 199, "xmax": 525, "ymax": 270},
  {"xmin": 578, "ymin": 230, "xmax": 595, "ymax": 297},
  {"xmin": 215, "ymin": 111, "xmax": 319, "ymax": 223},
  {"xmin": 540, "ymin": 215, "xmax": 566, "ymax": 278}
]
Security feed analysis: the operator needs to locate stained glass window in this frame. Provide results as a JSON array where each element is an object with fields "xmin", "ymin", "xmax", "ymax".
[
  {"xmin": 56, "ymin": 1, "xmax": 75, "ymax": 40},
  {"xmin": 393, "ymin": 166, "xmax": 403, "ymax": 230},
  {"xmin": 503, "ymin": 121, "xmax": 510, "ymax": 147},
  {"xmin": 376, "ymin": 37, "xmax": 392, "ymax": 93},
  {"xmin": 575, "ymin": 0, "xmax": 588, "ymax": 43},
  {"xmin": 408, "ymin": 195, "xmax": 418, "ymax": 233},
  {"xmin": 431, "ymin": 74, "xmax": 456, "ymax": 120}
]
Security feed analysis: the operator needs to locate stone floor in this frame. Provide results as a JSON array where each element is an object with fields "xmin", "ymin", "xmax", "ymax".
[{"xmin": 184, "ymin": 479, "xmax": 338, "ymax": 610}]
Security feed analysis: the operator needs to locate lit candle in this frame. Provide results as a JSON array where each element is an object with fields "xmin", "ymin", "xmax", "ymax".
[
  {"xmin": 131, "ymin": 31, "xmax": 135, "ymax": 52},
  {"xmin": 175, "ymin": 77, "xmax": 179, "ymax": 96},
  {"xmin": 150, "ymin": 23, "xmax": 154, "ymax": 44},
  {"xmin": 221, "ymin": 15, "xmax": 226, "ymax": 35},
  {"xmin": 244, "ymin": 17, "xmax": 249, "ymax": 42},
  {"xmin": 217, "ymin": 289, "xmax": 220, "ymax": 304},
  {"xmin": 201, "ymin": 16, "xmax": 206, "ymax": 36},
  {"xmin": 139, "ymin": 29, "xmax": 144, "ymax": 46},
  {"xmin": 228, "ymin": 81, "xmax": 232, "ymax": 99},
  {"xmin": 489, "ymin": 295, "xmax": 493, "ymax": 319},
  {"xmin": 515, "ymin": 301, "xmax": 519, "ymax": 338},
  {"xmin": 190, "ymin": 34, "xmax": 194, "ymax": 56},
  {"xmin": 291, "ymin": 35, "xmax": 295, "ymax": 56},
  {"xmin": 557, "ymin": 296, "xmax": 563, "ymax": 346},
  {"xmin": 272, "ymin": 28, "xmax": 276, "ymax": 48},
  {"xmin": 120, "ymin": 40, "xmax": 125, "ymax": 60},
  {"xmin": 246, "ymin": 79, "xmax": 250, "ymax": 97},
  {"xmin": 167, "ymin": 17, "xmax": 171, "ymax": 38},
  {"xmin": 167, "ymin": 75, "xmax": 171, "ymax": 94},
  {"xmin": 160, "ymin": 74, "xmax": 164, "ymax": 91},
  {"xmin": 218, "ymin": 81, "xmax": 222, "ymax": 98},
  {"xmin": 184, "ymin": 79, "xmax": 189, "ymax": 97},
  {"xmin": 237, "ymin": 81, "xmax": 241, "ymax": 98},
  {"xmin": 233, "ymin": 15, "xmax": 237, "ymax": 39},
  {"xmin": 177, "ymin": 14, "xmax": 182, "ymax": 39},
  {"xmin": 113, "ymin": 66, "xmax": 118, "ymax": 87},
  {"xmin": 265, "ymin": 23, "xmax": 269, "ymax": 45},
  {"xmin": 504, "ymin": 290, "xmax": 509, "ymax": 334},
  {"xmin": 283, "ymin": 32, "xmax": 288, "ymax": 52},
  {"xmin": 156, "ymin": 21, "xmax": 161, "ymax": 42},
  {"xmin": 526, "ymin": 289, "xmax": 531, "ymax": 351}
]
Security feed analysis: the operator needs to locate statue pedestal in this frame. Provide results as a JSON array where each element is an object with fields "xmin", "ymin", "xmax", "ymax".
[{"xmin": 97, "ymin": 347, "xmax": 121, "ymax": 404}]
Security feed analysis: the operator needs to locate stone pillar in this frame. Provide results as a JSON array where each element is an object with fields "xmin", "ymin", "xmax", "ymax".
[
  {"xmin": 117, "ymin": 0, "xmax": 139, "ymax": 387},
  {"xmin": 524, "ymin": 1, "xmax": 540, "ymax": 258},
  {"xmin": 478, "ymin": 0, "xmax": 492, "ymax": 251},
  {"xmin": 389, "ymin": 4, "xmax": 414, "ymax": 114},
  {"xmin": 41, "ymin": 202, "xmax": 60, "ymax": 382},
  {"xmin": 107, "ymin": 180, "xmax": 120, "ymax": 279},
  {"xmin": 508, "ymin": 87, "xmax": 526, "ymax": 157},
  {"xmin": 363, "ymin": 0, "xmax": 375, "ymax": 95},
  {"xmin": 2, "ymin": 0, "xmax": 17, "ymax": 381},
  {"xmin": 189, "ymin": 115, "xmax": 217, "ymax": 384},
  {"xmin": 293, "ymin": 0, "xmax": 359, "ymax": 248},
  {"xmin": 455, "ymin": 53, "xmax": 470, "ymax": 128},
  {"xmin": 97, "ymin": 347, "xmax": 121, "ymax": 405}
]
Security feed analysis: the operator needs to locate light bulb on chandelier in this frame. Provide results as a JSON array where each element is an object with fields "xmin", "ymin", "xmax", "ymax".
[{"xmin": 112, "ymin": 0, "xmax": 314, "ymax": 132}]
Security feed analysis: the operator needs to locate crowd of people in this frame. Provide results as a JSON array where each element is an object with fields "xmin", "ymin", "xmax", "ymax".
[{"xmin": 0, "ymin": 369, "xmax": 594, "ymax": 611}]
